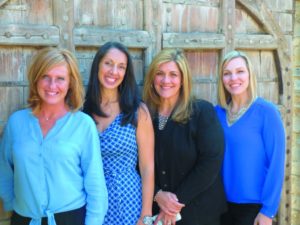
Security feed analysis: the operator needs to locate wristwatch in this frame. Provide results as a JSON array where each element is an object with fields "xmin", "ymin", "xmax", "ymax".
[{"xmin": 142, "ymin": 216, "xmax": 153, "ymax": 225}]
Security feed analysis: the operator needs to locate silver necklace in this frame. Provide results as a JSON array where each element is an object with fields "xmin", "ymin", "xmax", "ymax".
[
  {"xmin": 226, "ymin": 107, "xmax": 247, "ymax": 125},
  {"xmin": 41, "ymin": 112, "xmax": 56, "ymax": 122},
  {"xmin": 43, "ymin": 114, "xmax": 55, "ymax": 122},
  {"xmin": 158, "ymin": 114, "xmax": 169, "ymax": 130},
  {"xmin": 226, "ymin": 100, "xmax": 253, "ymax": 126}
]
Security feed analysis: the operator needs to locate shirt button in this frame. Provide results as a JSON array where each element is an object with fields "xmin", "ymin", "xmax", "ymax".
[
  {"xmin": 163, "ymin": 184, "xmax": 168, "ymax": 188},
  {"xmin": 162, "ymin": 171, "xmax": 166, "ymax": 175}
]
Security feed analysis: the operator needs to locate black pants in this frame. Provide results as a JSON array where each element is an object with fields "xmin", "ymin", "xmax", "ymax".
[
  {"xmin": 11, "ymin": 206, "xmax": 86, "ymax": 225},
  {"xmin": 203, "ymin": 218, "xmax": 220, "ymax": 225},
  {"xmin": 220, "ymin": 202, "xmax": 262, "ymax": 225}
]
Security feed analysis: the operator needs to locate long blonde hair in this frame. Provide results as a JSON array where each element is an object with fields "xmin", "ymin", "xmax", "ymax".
[
  {"xmin": 143, "ymin": 48, "xmax": 193, "ymax": 123},
  {"xmin": 217, "ymin": 50, "xmax": 257, "ymax": 108}
]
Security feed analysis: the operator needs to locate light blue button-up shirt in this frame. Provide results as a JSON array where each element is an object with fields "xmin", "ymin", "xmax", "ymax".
[{"xmin": 0, "ymin": 109, "xmax": 108, "ymax": 225}]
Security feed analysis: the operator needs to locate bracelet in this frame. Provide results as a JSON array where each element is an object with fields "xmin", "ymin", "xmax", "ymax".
[{"xmin": 153, "ymin": 189, "xmax": 162, "ymax": 202}]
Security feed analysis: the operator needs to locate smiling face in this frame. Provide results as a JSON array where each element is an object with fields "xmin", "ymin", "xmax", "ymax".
[
  {"xmin": 37, "ymin": 63, "xmax": 70, "ymax": 107},
  {"xmin": 98, "ymin": 48, "xmax": 127, "ymax": 91},
  {"xmin": 222, "ymin": 57, "xmax": 250, "ymax": 99},
  {"xmin": 153, "ymin": 61, "xmax": 182, "ymax": 103}
]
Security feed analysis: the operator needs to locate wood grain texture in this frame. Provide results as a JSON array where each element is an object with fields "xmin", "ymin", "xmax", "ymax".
[{"xmin": 0, "ymin": 0, "xmax": 297, "ymax": 224}]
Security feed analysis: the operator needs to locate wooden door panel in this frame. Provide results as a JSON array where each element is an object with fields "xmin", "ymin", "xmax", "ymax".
[
  {"xmin": 0, "ymin": 0, "xmax": 295, "ymax": 224},
  {"xmin": 75, "ymin": 0, "xmax": 144, "ymax": 29}
]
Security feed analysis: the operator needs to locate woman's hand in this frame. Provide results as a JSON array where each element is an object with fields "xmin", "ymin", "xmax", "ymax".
[
  {"xmin": 137, "ymin": 217, "xmax": 145, "ymax": 225},
  {"xmin": 153, "ymin": 211, "xmax": 178, "ymax": 225},
  {"xmin": 155, "ymin": 191, "xmax": 185, "ymax": 216},
  {"xmin": 253, "ymin": 213, "xmax": 272, "ymax": 225}
]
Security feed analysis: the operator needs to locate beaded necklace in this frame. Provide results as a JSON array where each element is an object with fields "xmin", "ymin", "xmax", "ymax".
[
  {"xmin": 158, "ymin": 114, "xmax": 169, "ymax": 130},
  {"xmin": 226, "ymin": 98, "xmax": 255, "ymax": 126}
]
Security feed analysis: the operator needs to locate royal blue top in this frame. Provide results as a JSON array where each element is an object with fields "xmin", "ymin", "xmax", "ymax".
[
  {"xmin": 0, "ymin": 109, "xmax": 108, "ymax": 225},
  {"xmin": 215, "ymin": 97, "xmax": 285, "ymax": 218}
]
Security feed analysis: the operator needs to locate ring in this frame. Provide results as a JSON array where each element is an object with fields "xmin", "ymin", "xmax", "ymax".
[{"xmin": 167, "ymin": 222, "xmax": 171, "ymax": 225}]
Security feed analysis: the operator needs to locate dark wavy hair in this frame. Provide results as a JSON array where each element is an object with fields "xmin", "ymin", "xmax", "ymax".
[{"xmin": 83, "ymin": 42, "xmax": 140, "ymax": 126}]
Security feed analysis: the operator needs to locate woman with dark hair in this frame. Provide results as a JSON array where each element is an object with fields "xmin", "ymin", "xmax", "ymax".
[{"xmin": 83, "ymin": 42, "xmax": 154, "ymax": 225}]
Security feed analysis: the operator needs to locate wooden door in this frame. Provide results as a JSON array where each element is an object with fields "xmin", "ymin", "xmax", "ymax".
[{"xmin": 0, "ymin": 0, "xmax": 294, "ymax": 224}]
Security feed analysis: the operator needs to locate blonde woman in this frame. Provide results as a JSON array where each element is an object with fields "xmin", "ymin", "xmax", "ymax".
[
  {"xmin": 0, "ymin": 47, "xmax": 108, "ymax": 225},
  {"xmin": 215, "ymin": 50, "xmax": 285, "ymax": 225},
  {"xmin": 143, "ymin": 49, "xmax": 226, "ymax": 225}
]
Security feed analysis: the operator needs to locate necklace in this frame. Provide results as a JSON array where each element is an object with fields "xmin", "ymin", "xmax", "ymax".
[
  {"xmin": 226, "ymin": 107, "xmax": 247, "ymax": 125},
  {"xmin": 40, "ymin": 111, "xmax": 59, "ymax": 122},
  {"xmin": 42, "ymin": 114, "xmax": 55, "ymax": 122},
  {"xmin": 158, "ymin": 114, "xmax": 169, "ymax": 130},
  {"xmin": 226, "ymin": 100, "xmax": 253, "ymax": 126},
  {"xmin": 39, "ymin": 105, "xmax": 69, "ymax": 123}
]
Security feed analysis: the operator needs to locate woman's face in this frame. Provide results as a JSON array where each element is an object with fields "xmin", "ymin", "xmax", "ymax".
[
  {"xmin": 153, "ymin": 61, "xmax": 182, "ymax": 102},
  {"xmin": 98, "ymin": 48, "xmax": 127, "ymax": 91},
  {"xmin": 37, "ymin": 63, "xmax": 70, "ymax": 107},
  {"xmin": 222, "ymin": 57, "xmax": 250, "ymax": 99}
]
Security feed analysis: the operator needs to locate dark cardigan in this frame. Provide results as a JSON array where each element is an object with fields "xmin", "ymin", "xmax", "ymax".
[{"xmin": 153, "ymin": 99, "xmax": 227, "ymax": 225}]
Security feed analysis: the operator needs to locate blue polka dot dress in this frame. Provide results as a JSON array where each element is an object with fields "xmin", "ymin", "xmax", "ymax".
[{"xmin": 100, "ymin": 114, "xmax": 142, "ymax": 225}]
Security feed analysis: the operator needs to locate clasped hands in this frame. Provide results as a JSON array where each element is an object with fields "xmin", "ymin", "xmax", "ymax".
[{"xmin": 153, "ymin": 191, "xmax": 185, "ymax": 225}]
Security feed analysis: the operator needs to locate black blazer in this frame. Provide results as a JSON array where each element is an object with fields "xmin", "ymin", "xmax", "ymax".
[{"xmin": 153, "ymin": 100, "xmax": 227, "ymax": 225}]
